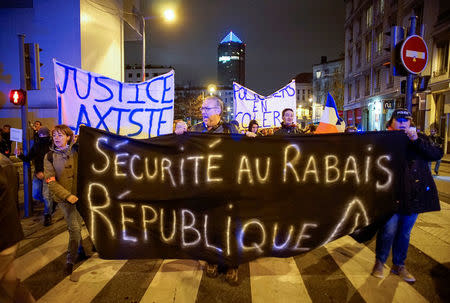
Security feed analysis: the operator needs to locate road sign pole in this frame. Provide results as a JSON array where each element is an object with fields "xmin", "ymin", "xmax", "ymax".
[
  {"xmin": 18, "ymin": 34, "xmax": 33, "ymax": 218},
  {"xmin": 405, "ymin": 16, "xmax": 417, "ymax": 113}
]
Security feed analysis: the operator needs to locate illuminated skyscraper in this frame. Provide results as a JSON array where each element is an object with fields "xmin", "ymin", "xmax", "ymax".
[{"xmin": 217, "ymin": 31, "xmax": 245, "ymax": 86}]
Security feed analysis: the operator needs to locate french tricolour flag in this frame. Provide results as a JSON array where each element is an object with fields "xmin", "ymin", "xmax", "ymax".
[{"xmin": 315, "ymin": 93, "xmax": 345, "ymax": 134}]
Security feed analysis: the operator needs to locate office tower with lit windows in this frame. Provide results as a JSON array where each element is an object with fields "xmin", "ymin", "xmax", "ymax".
[{"xmin": 217, "ymin": 31, "xmax": 245, "ymax": 86}]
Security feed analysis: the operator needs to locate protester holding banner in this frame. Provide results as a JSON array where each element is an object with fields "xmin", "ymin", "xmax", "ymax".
[
  {"xmin": 191, "ymin": 96, "xmax": 238, "ymax": 134},
  {"xmin": 245, "ymin": 120, "xmax": 261, "ymax": 137},
  {"xmin": 372, "ymin": 109, "xmax": 443, "ymax": 282},
  {"xmin": 186, "ymin": 96, "xmax": 239, "ymax": 284},
  {"xmin": 44, "ymin": 125, "xmax": 88, "ymax": 276},
  {"xmin": 16, "ymin": 127, "xmax": 53, "ymax": 226},
  {"xmin": 274, "ymin": 109, "xmax": 302, "ymax": 135}
]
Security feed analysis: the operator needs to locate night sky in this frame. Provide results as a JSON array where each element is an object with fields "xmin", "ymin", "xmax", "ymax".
[{"xmin": 127, "ymin": 0, "xmax": 345, "ymax": 95}]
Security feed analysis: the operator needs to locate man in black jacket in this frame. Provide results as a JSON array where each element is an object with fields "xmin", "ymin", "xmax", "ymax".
[
  {"xmin": 274, "ymin": 108, "xmax": 302, "ymax": 135},
  {"xmin": 371, "ymin": 109, "xmax": 443, "ymax": 282},
  {"xmin": 17, "ymin": 126, "xmax": 53, "ymax": 226}
]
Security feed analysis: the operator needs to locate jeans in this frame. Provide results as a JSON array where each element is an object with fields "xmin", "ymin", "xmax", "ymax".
[
  {"xmin": 375, "ymin": 213, "xmax": 418, "ymax": 266},
  {"xmin": 58, "ymin": 201, "xmax": 83, "ymax": 264},
  {"xmin": 434, "ymin": 160, "xmax": 441, "ymax": 174},
  {"xmin": 32, "ymin": 176, "xmax": 53, "ymax": 215},
  {"xmin": 428, "ymin": 160, "xmax": 441, "ymax": 174}
]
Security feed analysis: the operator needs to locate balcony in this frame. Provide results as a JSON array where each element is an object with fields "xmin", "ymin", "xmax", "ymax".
[{"xmin": 433, "ymin": 70, "xmax": 447, "ymax": 78}]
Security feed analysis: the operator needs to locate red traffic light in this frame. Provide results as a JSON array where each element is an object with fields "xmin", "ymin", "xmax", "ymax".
[{"xmin": 9, "ymin": 89, "xmax": 26, "ymax": 106}]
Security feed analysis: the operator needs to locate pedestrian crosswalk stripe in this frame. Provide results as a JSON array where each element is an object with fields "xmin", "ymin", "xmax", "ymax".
[
  {"xmin": 293, "ymin": 246, "xmax": 364, "ymax": 302},
  {"xmin": 90, "ymin": 259, "xmax": 163, "ymax": 303},
  {"xmin": 195, "ymin": 262, "xmax": 253, "ymax": 303},
  {"xmin": 12, "ymin": 204, "xmax": 449, "ymax": 302},
  {"xmin": 410, "ymin": 203, "xmax": 450, "ymax": 266},
  {"xmin": 15, "ymin": 228, "xmax": 89, "ymax": 281},
  {"xmin": 37, "ymin": 255, "xmax": 127, "ymax": 303},
  {"xmin": 250, "ymin": 257, "xmax": 311, "ymax": 303},
  {"xmin": 139, "ymin": 259, "xmax": 204, "ymax": 303},
  {"xmin": 325, "ymin": 236, "xmax": 428, "ymax": 303}
]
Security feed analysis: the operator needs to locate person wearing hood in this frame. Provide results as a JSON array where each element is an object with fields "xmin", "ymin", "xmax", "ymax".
[
  {"xmin": 274, "ymin": 108, "xmax": 303, "ymax": 135},
  {"xmin": 44, "ymin": 125, "xmax": 88, "ymax": 276},
  {"xmin": 17, "ymin": 126, "xmax": 53, "ymax": 226}
]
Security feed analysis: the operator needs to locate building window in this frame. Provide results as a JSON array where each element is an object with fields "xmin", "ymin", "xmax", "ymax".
[
  {"xmin": 386, "ymin": 69, "xmax": 393, "ymax": 88},
  {"xmin": 365, "ymin": 75, "xmax": 370, "ymax": 95},
  {"xmin": 375, "ymin": 70, "xmax": 381, "ymax": 92},
  {"xmin": 356, "ymin": 80, "xmax": 360, "ymax": 98},
  {"xmin": 348, "ymin": 83, "xmax": 352, "ymax": 101},
  {"xmin": 137, "ymin": 73, "xmax": 141, "ymax": 78},
  {"xmin": 356, "ymin": 44, "xmax": 361, "ymax": 67},
  {"xmin": 366, "ymin": 5, "xmax": 373, "ymax": 28},
  {"xmin": 128, "ymin": 73, "xmax": 132, "ymax": 78},
  {"xmin": 434, "ymin": 41, "xmax": 449, "ymax": 77},
  {"xmin": 349, "ymin": 52, "xmax": 353, "ymax": 72},
  {"xmin": 377, "ymin": 0, "xmax": 384, "ymax": 15},
  {"xmin": 145, "ymin": 73, "xmax": 149, "ymax": 78},
  {"xmin": 365, "ymin": 36, "xmax": 372, "ymax": 63},
  {"xmin": 376, "ymin": 28, "xmax": 383, "ymax": 55}
]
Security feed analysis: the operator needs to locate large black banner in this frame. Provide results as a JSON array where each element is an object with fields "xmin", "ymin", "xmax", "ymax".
[{"xmin": 77, "ymin": 126, "xmax": 407, "ymax": 266}]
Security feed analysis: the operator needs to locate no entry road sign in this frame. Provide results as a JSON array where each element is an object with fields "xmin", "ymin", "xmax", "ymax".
[{"xmin": 401, "ymin": 35, "xmax": 428, "ymax": 74}]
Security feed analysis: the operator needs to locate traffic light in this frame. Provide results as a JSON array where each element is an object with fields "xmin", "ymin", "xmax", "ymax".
[
  {"xmin": 24, "ymin": 43, "xmax": 43, "ymax": 90},
  {"xmin": 9, "ymin": 89, "xmax": 26, "ymax": 106},
  {"xmin": 387, "ymin": 26, "xmax": 407, "ymax": 77}
]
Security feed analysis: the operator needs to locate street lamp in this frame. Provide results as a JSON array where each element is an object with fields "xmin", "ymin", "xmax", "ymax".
[
  {"xmin": 142, "ymin": 9, "xmax": 176, "ymax": 81},
  {"xmin": 208, "ymin": 84, "xmax": 216, "ymax": 95}
]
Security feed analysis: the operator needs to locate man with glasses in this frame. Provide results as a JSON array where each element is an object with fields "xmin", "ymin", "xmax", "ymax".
[
  {"xmin": 191, "ymin": 96, "xmax": 238, "ymax": 134},
  {"xmin": 183, "ymin": 96, "xmax": 239, "ymax": 284}
]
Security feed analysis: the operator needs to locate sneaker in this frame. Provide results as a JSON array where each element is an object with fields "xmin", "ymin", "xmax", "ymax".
[
  {"xmin": 64, "ymin": 263, "xmax": 73, "ymax": 276},
  {"xmin": 43, "ymin": 214, "xmax": 52, "ymax": 226},
  {"xmin": 205, "ymin": 263, "xmax": 218, "ymax": 278},
  {"xmin": 391, "ymin": 265, "xmax": 416, "ymax": 283},
  {"xmin": 371, "ymin": 260, "xmax": 384, "ymax": 278},
  {"xmin": 225, "ymin": 268, "xmax": 239, "ymax": 286}
]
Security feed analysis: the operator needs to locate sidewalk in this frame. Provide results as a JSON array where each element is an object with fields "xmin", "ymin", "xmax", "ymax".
[{"xmin": 442, "ymin": 154, "xmax": 450, "ymax": 164}]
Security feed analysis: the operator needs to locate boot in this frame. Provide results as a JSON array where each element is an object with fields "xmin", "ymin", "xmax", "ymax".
[
  {"xmin": 43, "ymin": 214, "xmax": 52, "ymax": 226},
  {"xmin": 371, "ymin": 259, "xmax": 384, "ymax": 278},
  {"xmin": 225, "ymin": 268, "xmax": 239, "ymax": 286},
  {"xmin": 391, "ymin": 265, "xmax": 416, "ymax": 283},
  {"xmin": 205, "ymin": 263, "xmax": 218, "ymax": 278}
]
